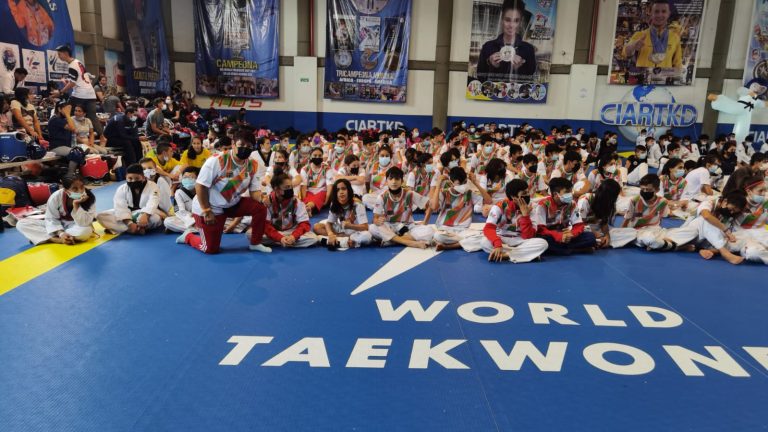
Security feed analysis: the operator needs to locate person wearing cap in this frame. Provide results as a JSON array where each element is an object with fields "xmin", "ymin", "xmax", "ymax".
[
  {"xmin": 46, "ymin": 100, "xmax": 80, "ymax": 175},
  {"xmin": 56, "ymin": 44, "xmax": 103, "ymax": 136},
  {"xmin": 104, "ymin": 106, "xmax": 143, "ymax": 167}
]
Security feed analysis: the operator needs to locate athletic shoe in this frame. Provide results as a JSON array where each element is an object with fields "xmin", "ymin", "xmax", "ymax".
[
  {"xmin": 176, "ymin": 229, "xmax": 195, "ymax": 244},
  {"xmin": 249, "ymin": 244, "xmax": 272, "ymax": 253}
]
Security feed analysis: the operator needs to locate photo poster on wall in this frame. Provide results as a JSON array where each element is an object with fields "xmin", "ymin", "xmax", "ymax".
[
  {"xmin": 742, "ymin": 0, "xmax": 768, "ymax": 100},
  {"xmin": 105, "ymin": 49, "xmax": 126, "ymax": 91},
  {"xmin": 118, "ymin": 0, "xmax": 171, "ymax": 96},
  {"xmin": 609, "ymin": 0, "xmax": 706, "ymax": 86},
  {"xmin": 324, "ymin": 0, "xmax": 412, "ymax": 103},
  {"xmin": 194, "ymin": 0, "xmax": 280, "ymax": 99},
  {"xmin": 0, "ymin": 0, "xmax": 74, "ymax": 92},
  {"xmin": 465, "ymin": 0, "xmax": 557, "ymax": 104}
]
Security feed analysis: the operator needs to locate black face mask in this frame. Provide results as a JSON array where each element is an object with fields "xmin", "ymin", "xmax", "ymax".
[
  {"xmin": 514, "ymin": 155, "xmax": 523, "ymax": 163},
  {"xmin": 274, "ymin": 162, "xmax": 285, "ymax": 170},
  {"xmin": 350, "ymin": 167, "xmax": 360, "ymax": 175},
  {"xmin": 236, "ymin": 146, "xmax": 252, "ymax": 160},
  {"xmin": 640, "ymin": 190, "xmax": 656, "ymax": 201},
  {"xmin": 281, "ymin": 189, "xmax": 294, "ymax": 200},
  {"xmin": 389, "ymin": 187, "xmax": 403, "ymax": 196},
  {"xmin": 527, "ymin": 165, "xmax": 538, "ymax": 174},
  {"xmin": 127, "ymin": 180, "xmax": 145, "ymax": 191},
  {"xmin": 571, "ymin": 163, "xmax": 581, "ymax": 172},
  {"xmin": 520, "ymin": 195, "xmax": 531, "ymax": 204},
  {"xmin": 311, "ymin": 157, "xmax": 323, "ymax": 166}
]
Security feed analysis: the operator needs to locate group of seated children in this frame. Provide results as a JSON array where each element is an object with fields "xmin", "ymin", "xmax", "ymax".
[{"xmin": 16, "ymin": 124, "xmax": 768, "ymax": 267}]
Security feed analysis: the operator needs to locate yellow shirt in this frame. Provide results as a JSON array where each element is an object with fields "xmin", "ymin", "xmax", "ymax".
[
  {"xmin": 624, "ymin": 25, "xmax": 682, "ymax": 68},
  {"xmin": 146, "ymin": 149, "xmax": 181, "ymax": 173},
  {"xmin": 180, "ymin": 148, "xmax": 211, "ymax": 169}
]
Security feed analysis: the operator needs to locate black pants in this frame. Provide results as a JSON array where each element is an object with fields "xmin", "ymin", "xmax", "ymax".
[
  {"xmin": 115, "ymin": 137, "xmax": 142, "ymax": 167},
  {"xmin": 540, "ymin": 232, "xmax": 597, "ymax": 256},
  {"xmin": 69, "ymin": 97, "xmax": 103, "ymax": 136}
]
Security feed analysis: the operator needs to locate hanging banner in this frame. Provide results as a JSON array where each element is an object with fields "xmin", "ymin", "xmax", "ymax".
[
  {"xmin": 0, "ymin": 0, "xmax": 74, "ymax": 91},
  {"xmin": 194, "ymin": 0, "xmax": 280, "ymax": 99},
  {"xmin": 118, "ymin": 0, "xmax": 171, "ymax": 96},
  {"xmin": 609, "ymin": 0, "xmax": 705, "ymax": 86},
  {"xmin": 466, "ymin": 0, "xmax": 556, "ymax": 104},
  {"xmin": 324, "ymin": 0, "xmax": 411, "ymax": 103},
  {"xmin": 743, "ymin": 0, "xmax": 768, "ymax": 99},
  {"xmin": 105, "ymin": 50, "xmax": 126, "ymax": 91}
]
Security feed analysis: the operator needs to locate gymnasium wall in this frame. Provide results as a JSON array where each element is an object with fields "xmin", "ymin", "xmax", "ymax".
[{"xmin": 71, "ymin": 0, "xmax": 768, "ymax": 143}]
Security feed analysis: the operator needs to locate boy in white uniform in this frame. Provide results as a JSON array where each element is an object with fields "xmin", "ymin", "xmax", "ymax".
[
  {"xmin": 369, "ymin": 167, "xmax": 434, "ymax": 249},
  {"xmin": 482, "ymin": 179, "xmax": 549, "ymax": 262},
  {"xmin": 429, "ymin": 167, "xmax": 488, "ymax": 251},
  {"xmin": 164, "ymin": 167, "xmax": 199, "ymax": 233},
  {"xmin": 97, "ymin": 164, "xmax": 164, "ymax": 234}
]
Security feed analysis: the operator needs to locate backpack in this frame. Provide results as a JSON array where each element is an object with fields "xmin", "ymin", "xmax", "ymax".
[
  {"xmin": 0, "ymin": 132, "xmax": 28, "ymax": 163},
  {"xmin": 0, "ymin": 176, "xmax": 32, "ymax": 207}
]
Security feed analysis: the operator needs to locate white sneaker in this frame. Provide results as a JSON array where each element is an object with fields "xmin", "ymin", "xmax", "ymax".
[
  {"xmin": 249, "ymin": 244, "xmax": 272, "ymax": 253},
  {"xmin": 337, "ymin": 237, "xmax": 350, "ymax": 251},
  {"xmin": 176, "ymin": 229, "xmax": 195, "ymax": 244}
]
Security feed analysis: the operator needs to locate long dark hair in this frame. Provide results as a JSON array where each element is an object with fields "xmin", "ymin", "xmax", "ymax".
[
  {"xmin": 61, "ymin": 175, "xmax": 95, "ymax": 211},
  {"xmin": 329, "ymin": 178, "xmax": 354, "ymax": 215},
  {"xmin": 186, "ymin": 135, "xmax": 202, "ymax": 160},
  {"xmin": 591, "ymin": 179, "xmax": 621, "ymax": 224}
]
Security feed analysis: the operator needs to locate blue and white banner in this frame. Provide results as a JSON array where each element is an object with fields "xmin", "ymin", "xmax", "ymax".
[
  {"xmin": 194, "ymin": 0, "xmax": 280, "ymax": 99},
  {"xmin": 743, "ymin": 0, "xmax": 768, "ymax": 100},
  {"xmin": 0, "ymin": 0, "xmax": 74, "ymax": 90},
  {"xmin": 118, "ymin": 0, "xmax": 171, "ymax": 96},
  {"xmin": 324, "ymin": 0, "xmax": 411, "ymax": 103}
]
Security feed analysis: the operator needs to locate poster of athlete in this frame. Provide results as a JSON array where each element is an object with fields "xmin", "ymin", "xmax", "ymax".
[
  {"xmin": 466, "ymin": 0, "xmax": 557, "ymax": 104},
  {"xmin": 609, "ymin": 0, "xmax": 705, "ymax": 86}
]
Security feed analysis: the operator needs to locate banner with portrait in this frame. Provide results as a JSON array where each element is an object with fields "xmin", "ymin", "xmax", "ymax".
[
  {"xmin": 743, "ymin": 0, "xmax": 768, "ymax": 100},
  {"xmin": 194, "ymin": 0, "xmax": 280, "ymax": 99},
  {"xmin": 118, "ymin": 0, "xmax": 171, "ymax": 96},
  {"xmin": 324, "ymin": 0, "xmax": 411, "ymax": 103},
  {"xmin": 466, "ymin": 0, "xmax": 556, "ymax": 103},
  {"xmin": 0, "ymin": 0, "xmax": 74, "ymax": 92},
  {"xmin": 609, "ymin": 0, "xmax": 705, "ymax": 86}
]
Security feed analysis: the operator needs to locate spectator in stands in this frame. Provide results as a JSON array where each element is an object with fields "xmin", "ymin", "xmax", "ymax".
[
  {"xmin": 0, "ymin": 97, "xmax": 12, "ymax": 132},
  {"xmin": 73, "ymin": 104, "xmax": 107, "ymax": 154},
  {"xmin": 103, "ymin": 106, "xmax": 142, "ymax": 167},
  {"xmin": 10, "ymin": 87, "xmax": 43, "ymax": 141},
  {"xmin": 47, "ymin": 100, "xmax": 79, "ymax": 175},
  {"xmin": 146, "ymin": 97, "xmax": 171, "ymax": 140},
  {"xmin": 179, "ymin": 135, "xmax": 211, "ymax": 170},
  {"xmin": 93, "ymin": 75, "xmax": 108, "ymax": 104},
  {"xmin": 56, "ymin": 44, "xmax": 103, "ymax": 136},
  {"xmin": 101, "ymin": 87, "xmax": 122, "ymax": 116}
]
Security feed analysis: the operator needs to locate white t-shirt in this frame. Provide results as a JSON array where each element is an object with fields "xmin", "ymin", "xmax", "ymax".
[
  {"xmin": 192, "ymin": 154, "xmax": 260, "ymax": 215},
  {"xmin": 67, "ymin": 59, "xmax": 97, "ymax": 100},
  {"xmin": 681, "ymin": 166, "xmax": 711, "ymax": 200},
  {"xmin": 327, "ymin": 201, "xmax": 368, "ymax": 230}
]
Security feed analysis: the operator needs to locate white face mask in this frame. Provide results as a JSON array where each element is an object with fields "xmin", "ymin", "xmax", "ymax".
[
  {"xmin": 605, "ymin": 165, "xmax": 617, "ymax": 174},
  {"xmin": 143, "ymin": 168, "xmax": 156, "ymax": 178},
  {"xmin": 453, "ymin": 183, "xmax": 469, "ymax": 194}
]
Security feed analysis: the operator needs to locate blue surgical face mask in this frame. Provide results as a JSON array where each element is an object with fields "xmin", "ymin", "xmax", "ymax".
[
  {"xmin": 425, "ymin": 164, "xmax": 434, "ymax": 173},
  {"xmin": 751, "ymin": 193, "xmax": 766, "ymax": 204},
  {"xmin": 708, "ymin": 165, "xmax": 720, "ymax": 175},
  {"xmin": 335, "ymin": 145, "xmax": 344, "ymax": 154},
  {"xmin": 67, "ymin": 191, "xmax": 83, "ymax": 200},
  {"xmin": 379, "ymin": 156, "xmax": 391, "ymax": 166},
  {"xmin": 673, "ymin": 169, "xmax": 685, "ymax": 178},
  {"xmin": 484, "ymin": 145, "xmax": 493, "ymax": 155},
  {"xmin": 559, "ymin": 192, "xmax": 573, "ymax": 204},
  {"xmin": 181, "ymin": 178, "xmax": 196, "ymax": 189},
  {"xmin": 449, "ymin": 160, "xmax": 459, "ymax": 168}
]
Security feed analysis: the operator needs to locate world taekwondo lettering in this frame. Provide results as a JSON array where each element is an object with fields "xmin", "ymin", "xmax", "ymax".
[{"xmin": 221, "ymin": 299, "xmax": 768, "ymax": 377}]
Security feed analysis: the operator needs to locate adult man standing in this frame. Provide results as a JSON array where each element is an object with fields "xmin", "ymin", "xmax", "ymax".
[
  {"xmin": 56, "ymin": 44, "xmax": 103, "ymax": 136},
  {"xmin": 177, "ymin": 130, "xmax": 271, "ymax": 255}
]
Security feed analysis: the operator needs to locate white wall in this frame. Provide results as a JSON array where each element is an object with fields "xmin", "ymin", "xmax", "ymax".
[
  {"xmin": 67, "ymin": 0, "xmax": 81, "ymax": 32},
  {"xmin": 171, "ymin": 0, "xmax": 195, "ymax": 53},
  {"xmin": 100, "ymin": 0, "xmax": 120, "ymax": 39}
]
